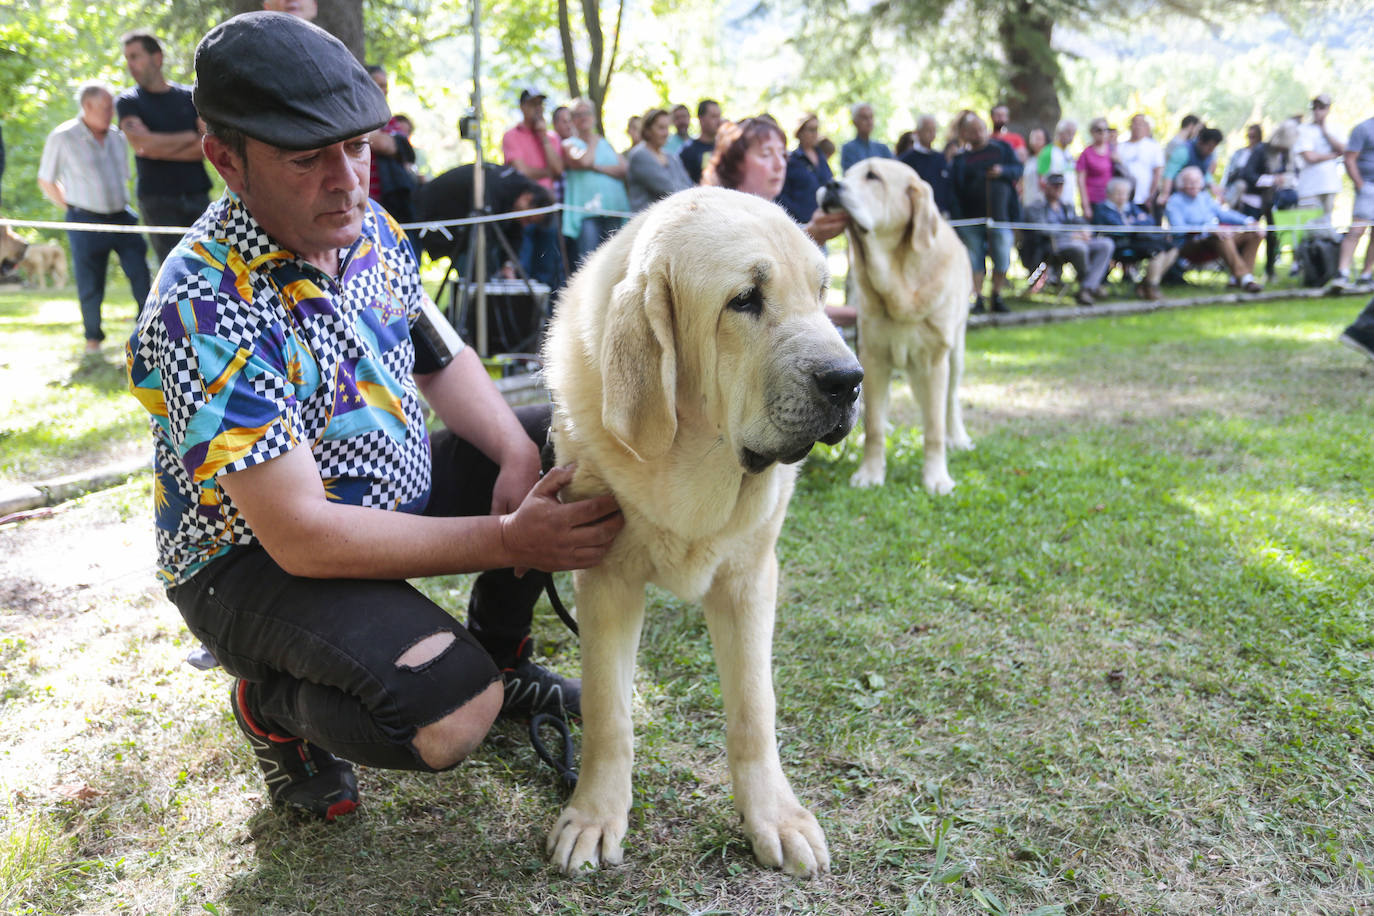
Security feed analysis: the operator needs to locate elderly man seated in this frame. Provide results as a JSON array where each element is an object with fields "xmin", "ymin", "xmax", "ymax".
[
  {"xmin": 1164, "ymin": 165, "xmax": 1264, "ymax": 293},
  {"xmin": 1024, "ymin": 172, "xmax": 1114, "ymax": 306},
  {"xmin": 1092, "ymin": 176, "xmax": 1178, "ymax": 300}
]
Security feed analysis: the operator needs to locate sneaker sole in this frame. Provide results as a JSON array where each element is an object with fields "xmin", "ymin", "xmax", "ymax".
[{"xmin": 1339, "ymin": 333, "xmax": 1374, "ymax": 363}]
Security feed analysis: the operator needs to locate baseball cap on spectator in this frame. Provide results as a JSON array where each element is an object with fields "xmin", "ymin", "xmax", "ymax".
[
  {"xmin": 1312, "ymin": 93, "xmax": 1332, "ymax": 108},
  {"xmin": 193, "ymin": 12, "xmax": 390, "ymax": 151},
  {"xmin": 519, "ymin": 88, "xmax": 547, "ymax": 105},
  {"xmin": 1045, "ymin": 172, "xmax": 1066, "ymax": 185}
]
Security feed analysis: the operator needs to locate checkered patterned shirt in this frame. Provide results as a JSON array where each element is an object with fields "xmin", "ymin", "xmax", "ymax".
[{"xmin": 126, "ymin": 192, "xmax": 439, "ymax": 586}]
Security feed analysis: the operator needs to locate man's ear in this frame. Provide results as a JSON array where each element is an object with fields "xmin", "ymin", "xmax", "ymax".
[{"xmin": 203, "ymin": 134, "xmax": 247, "ymax": 194}]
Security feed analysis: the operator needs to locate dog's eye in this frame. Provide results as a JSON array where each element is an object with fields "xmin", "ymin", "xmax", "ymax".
[
  {"xmin": 726, "ymin": 288, "xmax": 764, "ymax": 316},
  {"xmin": 865, "ymin": 169, "xmax": 880, "ymax": 181}
]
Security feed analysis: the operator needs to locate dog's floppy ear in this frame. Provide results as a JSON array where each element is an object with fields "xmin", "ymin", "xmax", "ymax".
[
  {"xmin": 600, "ymin": 265, "xmax": 677, "ymax": 461},
  {"xmin": 906, "ymin": 176, "xmax": 940, "ymax": 252}
]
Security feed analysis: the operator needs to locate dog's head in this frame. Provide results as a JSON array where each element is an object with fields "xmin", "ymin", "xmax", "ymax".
[
  {"xmin": 820, "ymin": 157, "xmax": 941, "ymax": 251},
  {"xmin": 0, "ymin": 225, "xmax": 29, "ymax": 276},
  {"xmin": 595, "ymin": 187, "xmax": 862, "ymax": 472}
]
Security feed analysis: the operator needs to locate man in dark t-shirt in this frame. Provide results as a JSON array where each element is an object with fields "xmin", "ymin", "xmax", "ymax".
[
  {"xmin": 117, "ymin": 30, "xmax": 212, "ymax": 267},
  {"xmin": 680, "ymin": 99, "xmax": 721, "ymax": 184}
]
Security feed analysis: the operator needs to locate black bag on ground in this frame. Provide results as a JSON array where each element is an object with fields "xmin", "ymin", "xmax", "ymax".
[{"xmin": 1296, "ymin": 233, "xmax": 1342, "ymax": 287}]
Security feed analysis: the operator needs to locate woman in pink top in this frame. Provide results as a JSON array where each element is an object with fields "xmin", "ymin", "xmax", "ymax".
[{"xmin": 1076, "ymin": 117, "xmax": 1116, "ymax": 220}]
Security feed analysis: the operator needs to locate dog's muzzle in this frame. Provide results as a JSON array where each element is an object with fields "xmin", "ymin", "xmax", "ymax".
[
  {"xmin": 817, "ymin": 180, "xmax": 846, "ymax": 215},
  {"xmin": 741, "ymin": 358, "xmax": 863, "ymax": 473}
]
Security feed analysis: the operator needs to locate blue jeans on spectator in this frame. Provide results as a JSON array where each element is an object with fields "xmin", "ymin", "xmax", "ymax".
[
  {"xmin": 574, "ymin": 215, "xmax": 623, "ymax": 267},
  {"xmin": 519, "ymin": 217, "xmax": 564, "ymax": 291},
  {"xmin": 66, "ymin": 206, "xmax": 152, "ymax": 343},
  {"xmin": 956, "ymin": 224, "xmax": 1013, "ymax": 275},
  {"xmin": 139, "ymin": 192, "xmax": 210, "ymax": 267}
]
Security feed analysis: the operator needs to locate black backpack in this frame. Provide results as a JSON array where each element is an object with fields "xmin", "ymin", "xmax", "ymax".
[{"xmin": 1296, "ymin": 233, "xmax": 1342, "ymax": 287}]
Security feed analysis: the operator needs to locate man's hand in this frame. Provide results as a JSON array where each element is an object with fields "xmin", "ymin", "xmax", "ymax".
[
  {"xmin": 987, "ymin": 164, "xmax": 1003, "ymax": 179},
  {"xmin": 804, "ymin": 208, "xmax": 849, "ymax": 244},
  {"xmin": 499, "ymin": 466, "xmax": 624, "ymax": 573},
  {"xmin": 490, "ymin": 441, "xmax": 542, "ymax": 515}
]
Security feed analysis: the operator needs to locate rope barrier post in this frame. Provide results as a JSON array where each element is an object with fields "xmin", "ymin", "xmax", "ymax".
[{"xmin": 471, "ymin": 0, "xmax": 489, "ymax": 358}]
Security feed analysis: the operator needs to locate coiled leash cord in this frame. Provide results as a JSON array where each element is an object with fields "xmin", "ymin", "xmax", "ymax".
[{"xmin": 528, "ymin": 571, "xmax": 581, "ymax": 789}]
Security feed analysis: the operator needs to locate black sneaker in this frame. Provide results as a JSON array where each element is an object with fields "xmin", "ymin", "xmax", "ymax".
[
  {"xmin": 231, "ymin": 679, "xmax": 359, "ymax": 821},
  {"xmin": 500, "ymin": 638, "xmax": 581, "ymax": 720},
  {"xmin": 1339, "ymin": 324, "xmax": 1374, "ymax": 363},
  {"xmin": 990, "ymin": 293, "xmax": 1010, "ymax": 313},
  {"xmin": 970, "ymin": 295, "xmax": 986, "ymax": 315}
]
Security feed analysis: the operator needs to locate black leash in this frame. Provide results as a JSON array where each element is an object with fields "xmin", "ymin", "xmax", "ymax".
[{"xmin": 525, "ymin": 572, "xmax": 581, "ymax": 788}]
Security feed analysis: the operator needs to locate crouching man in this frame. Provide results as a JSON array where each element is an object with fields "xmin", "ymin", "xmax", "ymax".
[{"xmin": 125, "ymin": 12, "xmax": 622, "ymax": 819}]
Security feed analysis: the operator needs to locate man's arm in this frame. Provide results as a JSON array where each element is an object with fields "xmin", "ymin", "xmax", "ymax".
[
  {"xmin": 1345, "ymin": 149, "xmax": 1363, "ymax": 191},
  {"xmin": 118, "ymin": 116, "xmax": 204, "ymax": 162},
  {"xmin": 38, "ymin": 178, "xmax": 65, "ymax": 209},
  {"xmin": 217, "ymin": 445, "xmax": 621, "ymax": 580}
]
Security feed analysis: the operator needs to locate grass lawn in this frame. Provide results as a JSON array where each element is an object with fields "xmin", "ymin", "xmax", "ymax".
[{"xmin": 2, "ymin": 284, "xmax": 1372, "ymax": 914}]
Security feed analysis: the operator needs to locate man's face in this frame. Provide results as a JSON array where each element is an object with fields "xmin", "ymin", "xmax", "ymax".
[
  {"xmin": 916, "ymin": 117, "xmax": 937, "ymax": 149},
  {"xmin": 123, "ymin": 42, "xmax": 162, "ymax": 88},
  {"xmin": 215, "ymin": 135, "xmax": 372, "ymax": 263},
  {"xmin": 1056, "ymin": 124, "xmax": 1076, "ymax": 148},
  {"xmin": 1045, "ymin": 179, "xmax": 1064, "ymax": 202},
  {"xmin": 672, "ymin": 106, "xmax": 690, "ymax": 133},
  {"xmin": 262, "ymin": 0, "xmax": 318, "ymax": 19},
  {"xmin": 1247, "ymin": 126, "xmax": 1262, "ymax": 146},
  {"xmin": 81, "ymin": 91, "xmax": 114, "ymax": 133},
  {"xmin": 1130, "ymin": 115, "xmax": 1149, "ymax": 141},
  {"xmin": 853, "ymin": 105, "xmax": 874, "ymax": 138},
  {"xmin": 991, "ymin": 106, "xmax": 1009, "ymax": 130},
  {"xmin": 521, "ymin": 97, "xmax": 545, "ymax": 127},
  {"xmin": 1180, "ymin": 171, "xmax": 1203, "ymax": 197},
  {"xmin": 370, "ymin": 69, "xmax": 388, "ymax": 96},
  {"xmin": 962, "ymin": 116, "xmax": 988, "ymax": 148},
  {"xmin": 552, "ymin": 108, "xmax": 572, "ymax": 140},
  {"xmin": 1196, "ymin": 138, "xmax": 1218, "ymax": 158},
  {"xmin": 1312, "ymin": 102, "xmax": 1330, "ymax": 124},
  {"xmin": 699, "ymin": 103, "xmax": 722, "ymax": 138}
]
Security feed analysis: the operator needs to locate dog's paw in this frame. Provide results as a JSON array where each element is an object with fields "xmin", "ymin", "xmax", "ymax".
[
  {"xmin": 849, "ymin": 463, "xmax": 885, "ymax": 488},
  {"xmin": 947, "ymin": 432, "xmax": 975, "ymax": 452},
  {"xmin": 547, "ymin": 805, "xmax": 627, "ymax": 875},
  {"xmin": 744, "ymin": 804, "xmax": 830, "ymax": 878},
  {"xmin": 922, "ymin": 469, "xmax": 957, "ymax": 495}
]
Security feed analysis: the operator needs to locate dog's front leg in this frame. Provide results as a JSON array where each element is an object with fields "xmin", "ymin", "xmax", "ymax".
[
  {"xmin": 850, "ymin": 343, "xmax": 891, "ymax": 488},
  {"xmin": 917, "ymin": 344, "xmax": 955, "ymax": 495},
  {"xmin": 703, "ymin": 551, "xmax": 829, "ymax": 877},
  {"xmin": 547, "ymin": 564, "xmax": 645, "ymax": 874}
]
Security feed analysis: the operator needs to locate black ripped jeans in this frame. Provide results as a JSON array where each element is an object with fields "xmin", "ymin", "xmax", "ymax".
[{"xmin": 167, "ymin": 405, "xmax": 551, "ymax": 771}]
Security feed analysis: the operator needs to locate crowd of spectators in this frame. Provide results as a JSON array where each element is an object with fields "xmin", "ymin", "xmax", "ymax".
[{"xmin": 9, "ymin": 5, "xmax": 1374, "ymax": 353}]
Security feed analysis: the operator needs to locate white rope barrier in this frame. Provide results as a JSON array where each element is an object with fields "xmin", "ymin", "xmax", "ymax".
[{"xmin": 0, "ymin": 207, "xmax": 1350, "ymax": 239}]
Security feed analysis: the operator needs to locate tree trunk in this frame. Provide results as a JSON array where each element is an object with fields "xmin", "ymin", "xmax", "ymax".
[
  {"xmin": 558, "ymin": 0, "xmax": 582, "ymax": 101},
  {"xmin": 998, "ymin": 2, "xmax": 1061, "ymax": 138},
  {"xmin": 229, "ymin": 0, "xmax": 364, "ymax": 60},
  {"xmin": 316, "ymin": 0, "xmax": 366, "ymax": 62}
]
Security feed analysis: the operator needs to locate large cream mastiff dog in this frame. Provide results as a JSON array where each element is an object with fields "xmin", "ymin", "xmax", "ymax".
[
  {"xmin": 820, "ymin": 157, "xmax": 974, "ymax": 494},
  {"xmin": 542, "ymin": 187, "xmax": 863, "ymax": 876}
]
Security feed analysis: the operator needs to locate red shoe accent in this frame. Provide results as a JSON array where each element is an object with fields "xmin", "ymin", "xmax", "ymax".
[
  {"xmin": 325, "ymin": 799, "xmax": 358, "ymax": 821},
  {"xmin": 235, "ymin": 679, "xmax": 299, "ymax": 743}
]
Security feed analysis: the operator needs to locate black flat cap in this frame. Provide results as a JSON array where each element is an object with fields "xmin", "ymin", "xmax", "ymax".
[{"xmin": 193, "ymin": 12, "xmax": 391, "ymax": 151}]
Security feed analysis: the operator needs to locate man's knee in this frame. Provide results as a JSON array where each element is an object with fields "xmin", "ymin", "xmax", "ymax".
[{"xmin": 412, "ymin": 679, "xmax": 503, "ymax": 770}]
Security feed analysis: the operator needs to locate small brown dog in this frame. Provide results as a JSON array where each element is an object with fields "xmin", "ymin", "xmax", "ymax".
[{"xmin": 18, "ymin": 241, "xmax": 69, "ymax": 289}]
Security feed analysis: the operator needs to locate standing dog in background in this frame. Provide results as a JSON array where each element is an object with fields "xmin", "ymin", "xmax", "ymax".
[
  {"xmin": 821, "ymin": 158, "xmax": 974, "ymax": 494},
  {"xmin": 19, "ymin": 240, "xmax": 69, "ymax": 289}
]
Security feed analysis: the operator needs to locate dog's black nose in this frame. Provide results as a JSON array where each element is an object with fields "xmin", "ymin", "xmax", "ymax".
[{"xmin": 813, "ymin": 364, "xmax": 863, "ymax": 406}]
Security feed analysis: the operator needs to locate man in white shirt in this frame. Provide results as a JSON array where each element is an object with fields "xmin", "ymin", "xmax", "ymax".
[
  {"xmin": 1116, "ymin": 114, "xmax": 1164, "ymax": 211},
  {"xmin": 1294, "ymin": 94, "xmax": 1347, "ymax": 217},
  {"xmin": 37, "ymin": 82, "xmax": 152, "ymax": 353}
]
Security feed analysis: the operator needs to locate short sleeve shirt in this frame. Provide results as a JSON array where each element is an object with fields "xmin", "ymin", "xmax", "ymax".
[
  {"xmin": 115, "ymin": 83, "xmax": 212, "ymax": 197},
  {"xmin": 1347, "ymin": 117, "xmax": 1374, "ymax": 184},
  {"xmin": 502, "ymin": 123, "xmax": 560, "ymax": 191},
  {"xmin": 1295, "ymin": 122, "xmax": 1346, "ymax": 198},
  {"xmin": 126, "ymin": 192, "xmax": 441, "ymax": 586}
]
